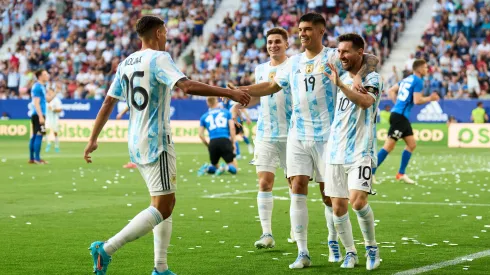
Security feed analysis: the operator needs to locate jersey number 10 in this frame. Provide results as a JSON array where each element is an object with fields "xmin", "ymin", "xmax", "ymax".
[{"xmin": 123, "ymin": 71, "xmax": 149, "ymax": 111}]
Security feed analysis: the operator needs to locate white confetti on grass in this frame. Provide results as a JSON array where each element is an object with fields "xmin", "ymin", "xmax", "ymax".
[
  {"xmin": 476, "ymin": 216, "xmax": 483, "ymax": 220},
  {"xmin": 10, "ymin": 215, "xmax": 15, "ymax": 219},
  {"xmin": 26, "ymin": 222, "xmax": 31, "ymax": 225}
]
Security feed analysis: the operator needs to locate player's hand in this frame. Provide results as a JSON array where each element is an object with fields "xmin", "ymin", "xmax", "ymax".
[
  {"xmin": 353, "ymin": 74, "xmax": 363, "ymax": 92},
  {"xmin": 232, "ymin": 142, "xmax": 237, "ymax": 154},
  {"xmin": 246, "ymin": 118, "xmax": 252, "ymax": 125},
  {"xmin": 230, "ymin": 88, "xmax": 251, "ymax": 106},
  {"xmin": 39, "ymin": 115, "xmax": 45, "ymax": 125},
  {"xmin": 84, "ymin": 141, "xmax": 98, "ymax": 163},
  {"xmin": 231, "ymin": 106, "xmax": 243, "ymax": 128},
  {"xmin": 430, "ymin": 92, "xmax": 440, "ymax": 101},
  {"xmin": 116, "ymin": 113, "xmax": 123, "ymax": 120},
  {"xmin": 324, "ymin": 63, "xmax": 340, "ymax": 86}
]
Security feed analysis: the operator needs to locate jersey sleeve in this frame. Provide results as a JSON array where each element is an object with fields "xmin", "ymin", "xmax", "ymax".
[
  {"xmin": 274, "ymin": 59, "xmax": 292, "ymax": 90},
  {"xmin": 364, "ymin": 72, "xmax": 381, "ymax": 100},
  {"xmin": 413, "ymin": 77, "xmax": 424, "ymax": 93},
  {"xmin": 107, "ymin": 65, "xmax": 125, "ymax": 100},
  {"xmin": 31, "ymin": 84, "xmax": 42, "ymax": 98},
  {"xmin": 155, "ymin": 52, "xmax": 187, "ymax": 90}
]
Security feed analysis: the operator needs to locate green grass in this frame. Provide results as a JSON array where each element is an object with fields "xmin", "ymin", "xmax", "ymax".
[{"xmin": 1, "ymin": 140, "xmax": 490, "ymax": 274}]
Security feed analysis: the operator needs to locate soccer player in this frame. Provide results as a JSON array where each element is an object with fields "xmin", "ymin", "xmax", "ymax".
[
  {"xmin": 372, "ymin": 59, "xmax": 440, "ymax": 184},
  {"xmin": 197, "ymin": 97, "xmax": 238, "ymax": 176},
  {"xmin": 231, "ymin": 13, "xmax": 379, "ymax": 268},
  {"xmin": 220, "ymin": 98, "xmax": 253, "ymax": 158},
  {"xmin": 231, "ymin": 27, "xmax": 292, "ymax": 249},
  {"xmin": 83, "ymin": 15, "xmax": 250, "ymax": 275},
  {"xmin": 323, "ymin": 33, "xmax": 382, "ymax": 270},
  {"xmin": 116, "ymin": 105, "xmax": 137, "ymax": 169},
  {"xmin": 45, "ymin": 89, "xmax": 62, "ymax": 153},
  {"xmin": 28, "ymin": 69, "xmax": 50, "ymax": 164}
]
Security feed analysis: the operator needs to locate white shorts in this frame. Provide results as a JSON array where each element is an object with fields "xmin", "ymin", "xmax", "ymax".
[
  {"xmin": 136, "ymin": 149, "xmax": 177, "ymax": 196},
  {"xmin": 286, "ymin": 136, "xmax": 327, "ymax": 183},
  {"xmin": 45, "ymin": 119, "xmax": 59, "ymax": 132},
  {"xmin": 324, "ymin": 157, "xmax": 374, "ymax": 198},
  {"xmin": 251, "ymin": 140, "xmax": 287, "ymax": 175}
]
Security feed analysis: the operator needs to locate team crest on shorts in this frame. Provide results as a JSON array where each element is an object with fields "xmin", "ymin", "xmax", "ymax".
[
  {"xmin": 268, "ymin": 71, "xmax": 276, "ymax": 80},
  {"xmin": 305, "ymin": 64, "xmax": 314, "ymax": 74},
  {"xmin": 171, "ymin": 175, "xmax": 177, "ymax": 184}
]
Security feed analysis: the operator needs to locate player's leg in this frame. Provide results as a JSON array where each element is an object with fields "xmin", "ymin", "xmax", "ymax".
[
  {"xmin": 312, "ymin": 141, "xmax": 341, "ymax": 262},
  {"xmin": 252, "ymin": 141, "xmax": 281, "ymax": 248},
  {"xmin": 90, "ymin": 152, "xmax": 177, "ymax": 275},
  {"xmin": 372, "ymin": 113, "xmax": 401, "ymax": 178},
  {"xmin": 45, "ymin": 125, "xmax": 52, "ymax": 152},
  {"xmin": 198, "ymin": 139, "xmax": 219, "ymax": 176},
  {"xmin": 33, "ymin": 116, "xmax": 45, "ymax": 163},
  {"xmin": 396, "ymin": 134, "xmax": 416, "ymax": 184},
  {"xmin": 53, "ymin": 124, "xmax": 60, "ymax": 152},
  {"xmin": 287, "ymin": 139, "xmax": 313, "ymax": 269},
  {"xmin": 217, "ymin": 138, "xmax": 237, "ymax": 175},
  {"xmin": 324, "ymin": 164, "xmax": 356, "ymax": 268},
  {"xmin": 28, "ymin": 117, "xmax": 36, "ymax": 163},
  {"xmin": 235, "ymin": 126, "xmax": 243, "ymax": 159},
  {"xmin": 347, "ymin": 159, "xmax": 380, "ymax": 270}
]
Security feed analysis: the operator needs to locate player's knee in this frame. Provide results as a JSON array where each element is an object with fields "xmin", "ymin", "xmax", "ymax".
[
  {"xmin": 258, "ymin": 178, "xmax": 273, "ymax": 192},
  {"xmin": 153, "ymin": 195, "xmax": 176, "ymax": 220},
  {"xmin": 332, "ymin": 202, "xmax": 348, "ymax": 216},
  {"xmin": 407, "ymin": 143, "xmax": 416, "ymax": 152},
  {"xmin": 350, "ymin": 194, "xmax": 368, "ymax": 211}
]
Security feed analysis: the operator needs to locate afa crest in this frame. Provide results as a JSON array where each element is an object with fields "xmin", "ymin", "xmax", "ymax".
[
  {"xmin": 305, "ymin": 64, "xmax": 314, "ymax": 74},
  {"xmin": 319, "ymin": 65, "xmax": 325, "ymax": 73},
  {"xmin": 268, "ymin": 71, "xmax": 276, "ymax": 80}
]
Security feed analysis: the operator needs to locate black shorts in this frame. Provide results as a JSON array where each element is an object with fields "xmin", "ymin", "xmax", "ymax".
[
  {"xmin": 208, "ymin": 138, "xmax": 235, "ymax": 165},
  {"xmin": 31, "ymin": 114, "xmax": 46, "ymax": 135},
  {"xmin": 235, "ymin": 125, "xmax": 244, "ymax": 135},
  {"xmin": 387, "ymin": 112, "xmax": 413, "ymax": 141}
]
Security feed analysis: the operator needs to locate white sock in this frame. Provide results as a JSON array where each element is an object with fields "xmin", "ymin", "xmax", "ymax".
[
  {"xmin": 257, "ymin": 191, "xmax": 273, "ymax": 234},
  {"xmin": 154, "ymin": 215, "xmax": 172, "ymax": 272},
  {"xmin": 54, "ymin": 136, "xmax": 59, "ymax": 148},
  {"xmin": 354, "ymin": 204, "xmax": 377, "ymax": 247},
  {"xmin": 104, "ymin": 206, "xmax": 163, "ymax": 255},
  {"xmin": 290, "ymin": 194, "xmax": 308, "ymax": 254},
  {"xmin": 333, "ymin": 213, "xmax": 357, "ymax": 254},
  {"xmin": 325, "ymin": 205, "xmax": 337, "ymax": 242}
]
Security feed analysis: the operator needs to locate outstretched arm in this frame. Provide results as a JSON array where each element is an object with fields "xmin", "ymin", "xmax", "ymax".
[
  {"xmin": 233, "ymin": 81, "xmax": 282, "ymax": 97},
  {"xmin": 175, "ymin": 78, "xmax": 251, "ymax": 105}
]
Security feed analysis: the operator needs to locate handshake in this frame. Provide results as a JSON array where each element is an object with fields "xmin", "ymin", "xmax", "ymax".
[{"xmin": 225, "ymin": 83, "xmax": 250, "ymax": 107}]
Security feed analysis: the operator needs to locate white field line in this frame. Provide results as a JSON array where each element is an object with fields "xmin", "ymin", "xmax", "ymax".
[
  {"xmin": 203, "ymin": 196, "xmax": 490, "ymax": 207},
  {"xmin": 202, "ymin": 168, "xmax": 490, "ymax": 199},
  {"xmin": 393, "ymin": 249, "xmax": 490, "ymax": 275}
]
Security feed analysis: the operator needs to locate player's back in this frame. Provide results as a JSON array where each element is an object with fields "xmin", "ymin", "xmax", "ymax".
[
  {"xmin": 327, "ymin": 72, "xmax": 382, "ymax": 165},
  {"xmin": 107, "ymin": 49, "xmax": 185, "ymax": 164},
  {"xmin": 200, "ymin": 108, "xmax": 231, "ymax": 140},
  {"xmin": 255, "ymin": 60, "xmax": 292, "ymax": 142},
  {"xmin": 391, "ymin": 74, "xmax": 423, "ymax": 119}
]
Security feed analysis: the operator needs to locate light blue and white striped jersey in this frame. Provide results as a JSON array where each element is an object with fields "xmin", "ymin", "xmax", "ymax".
[
  {"xmin": 327, "ymin": 72, "xmax": 383, "ymax": 166},
  {"xmin": 274, "ymin": 47, "xmax": 343, "ymax": 141},
  {"xmin": 255, "ymin": 59, "xmax": 292, "ymax": 142},
  {"xmin": 107, "ymin": 49, "xmax": 186, "ymax": 165}
]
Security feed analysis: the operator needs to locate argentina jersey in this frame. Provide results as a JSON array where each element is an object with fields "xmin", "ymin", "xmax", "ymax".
[
  {"xmin": 391, "ymin": 74, "xmax": 424, "ymax": 119},
  {"xmin": 255, "ymin": 59, "xmax": 292, "ymax": 142},
  {"xmin": 274, "ymin": 47, "xmax": 343, "ymax": 141},
  {"xmin": 200, "ymin": 108, "xmax": 232, "ymax": 140},
  {"xmin": 327, "ymin": 72, "xmax": 383, "ymax": 166},
  {"xmin": 107, "ymin": 49, "xmax": 186, "ymax": 164}
]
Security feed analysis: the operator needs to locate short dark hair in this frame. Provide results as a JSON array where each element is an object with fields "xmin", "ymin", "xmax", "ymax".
[
  {"xmin": 35, "ymin": 69, "xmax": 46, "ymax": 79},
  {"xmin": 477, "ymin": 101, "xmax": 483, "ymax": 107},
  {"xmin": 337, "ymin": 33, "xmax": 365, "ymax": 50},
  {"xmin": 136, "ymin": 15, "xmax": 165, "ymax": 38},
  {"xmin": 412, "ymin": 59, "xmax": 427, "ymax": 71},
  {"xmin": 266, "ymin": 27, "xmax": 288, "ymax": 42},
  {"xmin": 299, "ymin": 13, "xmax": 326, "ymax": 29}
]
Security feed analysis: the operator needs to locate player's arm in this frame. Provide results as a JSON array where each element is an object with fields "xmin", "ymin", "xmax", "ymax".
[
  {"xmin": 198, "ymin": 126, "xmax": 209, "ymax": 147},
  {"xmin": 228, "ymin": 119, "xmax": 236, "ymax": 145},
  {"xmin": 356, "ymin": 54, "xmax": 379, "ymax": 78},
  {"xmin": 413, "ymin": 78, "xmax": 439, "ymax": 105},
  {"xmin": 325, "ymin": 64, "xmax": 375, "ymax": 109},
  {"xmin": 32, "ymin": 86, "xmax": 45, "ymax": 124},
  {"xmin": 116, "ymin": 105, "xmax": 129, "ymax": 119},
  {"xmin": 230, "ymin": 81, "xmax": 282, "ymax": 97},
  {"xmin": 388, "ymin": 84, "xmax": 399, "ymax": 103}
]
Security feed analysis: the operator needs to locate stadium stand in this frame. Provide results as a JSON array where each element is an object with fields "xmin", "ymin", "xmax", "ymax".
[
  {"xmin": 404, "ymin": 0, "xmax": 490, "ymax": 99},
  {"xmin": 0, "ymin": 0, "xmax": 220, "ymax": 100},
  {"xmin": 0, "ymin": 0, "xmax": 42, "ymax": 47}
]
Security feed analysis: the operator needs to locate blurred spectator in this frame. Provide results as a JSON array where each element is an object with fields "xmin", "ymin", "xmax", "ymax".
[
  {"xmin": 1, "ymin": 111, "xmax": 9, "ymax": 120},
  {"xmin": 379, "ymin": 105, "xmax": 391, "ymax": 124},
  {"xmin": 471, "ymin": 101, "xmax": 488, "ymax": 123}
]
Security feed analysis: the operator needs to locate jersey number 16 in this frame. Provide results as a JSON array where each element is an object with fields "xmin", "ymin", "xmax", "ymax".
[{"xmin": 123, "ymin": 71, "xmax": 149, "ymax": 111}]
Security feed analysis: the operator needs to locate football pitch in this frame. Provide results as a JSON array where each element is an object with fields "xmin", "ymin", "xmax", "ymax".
[{"xmin": 1, "ymin": 140, "xmax": 490, "ymax": 274}]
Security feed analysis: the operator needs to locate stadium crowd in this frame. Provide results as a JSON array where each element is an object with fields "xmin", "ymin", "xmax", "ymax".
[
  {"xmin": 0, "ymin": 0, "xmax": 219, "ymax": 100},
  {"xmin": 399, "ymin": 0, "xmax": 490, "ymax": 99},
  {"xmin": 3, "ymin": 0, "xmax": 490, "ymax": 101},
  {"xmin": 0, "ymin": 0, "xmax": 42, "ymax": 47}
]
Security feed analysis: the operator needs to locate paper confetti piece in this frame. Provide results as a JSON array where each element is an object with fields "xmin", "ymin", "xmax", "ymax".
[
  {"xmin": 10, "ymin": 215, "xmax": 15, "ymax": 218},
  {"xmin": 26, "ymin": 222, "xmax": 31, "ymax": 225},
  {"xmin": 476, "ymin": 216, "xmax": 482, "ymax": 220}
]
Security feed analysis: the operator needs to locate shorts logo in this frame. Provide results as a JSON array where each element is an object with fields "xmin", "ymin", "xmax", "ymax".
[
  {"xmin": 362, "ymin": 181, "xmax": 369, "ymax": 187},
  {"xmin": 171, "ymin": 175, "xmax": 177, "ymax": 185},
  {"xmin": 393, "ymin": 130, "xmax": 403, "ymax": 139}
]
